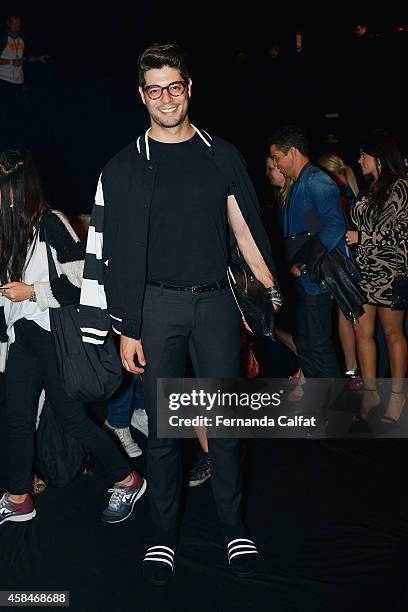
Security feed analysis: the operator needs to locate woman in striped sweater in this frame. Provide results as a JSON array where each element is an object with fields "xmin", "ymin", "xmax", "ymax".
[{"xmin": 0, "ymin": 150, "xmax": 146, "ymax": 526}]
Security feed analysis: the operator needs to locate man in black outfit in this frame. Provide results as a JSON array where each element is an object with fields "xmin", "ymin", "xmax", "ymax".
[{"xmin": 80, "ymin": 44, "xmax": 280, "ymax": 585}]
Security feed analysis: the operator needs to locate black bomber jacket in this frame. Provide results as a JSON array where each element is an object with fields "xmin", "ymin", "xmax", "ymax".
[{"xmin": 79, "ymin": 126, "xmax": 277, "ymax": 343}]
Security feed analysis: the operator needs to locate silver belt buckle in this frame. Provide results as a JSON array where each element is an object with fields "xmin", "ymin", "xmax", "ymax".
[{"xmin": 191, "ymin": 286, "xmax": 198, "ymax": 294}]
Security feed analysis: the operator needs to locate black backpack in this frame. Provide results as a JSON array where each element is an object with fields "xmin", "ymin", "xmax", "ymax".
[{"xmin": 35, "ymin": 399, "xmax": 86, "ymax": 488}]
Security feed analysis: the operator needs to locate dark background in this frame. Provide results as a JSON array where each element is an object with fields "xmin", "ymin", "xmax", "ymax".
[
  {"xmin": 2, "ymin": 5, "xmax": 408, "ymax": 211},
  {"xmin": 2, "ymin": 8, "xmax": 408, "ymax": 611}
]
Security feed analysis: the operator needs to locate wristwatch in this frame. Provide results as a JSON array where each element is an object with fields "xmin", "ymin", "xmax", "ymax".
[{"xmin": 29, "ymin": 284, "xmax": 37, "ymax": 302}]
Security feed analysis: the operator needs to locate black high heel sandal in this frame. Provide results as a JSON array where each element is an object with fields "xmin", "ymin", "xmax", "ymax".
[
  {"xmin": 380, "ymin": 390, "xmax": 406, "ymax": 429},
  {"xmin": 348, "ymin": 388, "xmax": 381, "ymax": 434}
]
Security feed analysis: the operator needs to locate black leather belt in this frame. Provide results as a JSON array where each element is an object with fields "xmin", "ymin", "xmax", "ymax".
[{"xmin": 146, "ymin": 277, "xmax": 229, "ymax": 293}]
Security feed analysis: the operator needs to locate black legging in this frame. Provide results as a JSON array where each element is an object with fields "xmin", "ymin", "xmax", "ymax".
[{"xmin": 2, "ymin": 318, "xmax": 130, "ymax": 494}]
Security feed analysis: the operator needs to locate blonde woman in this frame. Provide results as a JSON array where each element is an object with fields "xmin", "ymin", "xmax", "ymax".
[{"xmin": 318, "ymin": 153, "xmax": 359, "ymax": 213}]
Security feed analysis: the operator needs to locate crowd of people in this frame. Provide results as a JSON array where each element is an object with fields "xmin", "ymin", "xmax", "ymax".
[{"xmin": 0, "ymin": 32, "xmax": 407, "ymax": 588}]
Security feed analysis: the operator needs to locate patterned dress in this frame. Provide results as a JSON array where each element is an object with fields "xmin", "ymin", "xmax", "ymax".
[{"xmin": 351, "ymin": 178, "xmax": 408, "ymax": 307}]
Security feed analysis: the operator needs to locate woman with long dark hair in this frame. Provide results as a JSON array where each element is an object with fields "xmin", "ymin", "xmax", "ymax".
[
  {"xmin": 0, "ymin": 150, "xmax": 146, "ymax": 525},
  {"xmin": 346, "ymin": 130, "xmax": 408, "ymax": 426}
]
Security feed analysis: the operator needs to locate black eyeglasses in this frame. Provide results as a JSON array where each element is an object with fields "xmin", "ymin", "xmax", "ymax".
[{"xmin": 143, "ymin": 80, "xmax": 187, "ymax": 100}]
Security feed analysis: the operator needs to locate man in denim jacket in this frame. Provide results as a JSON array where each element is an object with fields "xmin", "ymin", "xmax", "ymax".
[{"xmin": 269, "ymin": 126, "xmax": 346, "ymax": 378}]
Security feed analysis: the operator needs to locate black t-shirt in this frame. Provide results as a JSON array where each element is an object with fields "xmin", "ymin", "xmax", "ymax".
[{"xmin": 147, "ymin": 134, "xmax": 231, "ymax": 284}]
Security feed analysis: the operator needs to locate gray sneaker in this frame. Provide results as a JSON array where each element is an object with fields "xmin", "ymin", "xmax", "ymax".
[
  {"xmin": 0, "ymin": 493, "xmax": 36, "ymax": 525},
  {"xmin": 101, "ymin": 474, "xmax": 147, "ymax": 524},
  {"xmin": 131, "ymin": 408, "xmax": 149, "ymax": 437},
  {"xmin": 105, "ymin": 421, "xmax": 143, "ymax": 458}
]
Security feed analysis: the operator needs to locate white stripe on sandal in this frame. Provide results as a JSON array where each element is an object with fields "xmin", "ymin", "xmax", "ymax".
[
  {"xmin": 227, "ymin": 539, "xmax": 258, "ymax": 564},
  {"xmin": 143, "ymin": 546, "xmax": 175, "ymax": 570}
]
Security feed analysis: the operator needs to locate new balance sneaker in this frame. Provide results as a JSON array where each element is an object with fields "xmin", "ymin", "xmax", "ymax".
[
  {"xmin": 104, "ymin": 420, "xmax": 143, "ymax": 458},
  {"xmin": 101, "ymin": 472, "xmax": 147, "ymax": 524},
  {"xmin": 131, "ymin": 408, "xmax": 149, "ymax": 437},
  {"xmin": 187, "ymin": 452, "xmax": 211, "ymax": 487},
  {"xmin": 0, "ymin": 493, "xmax": 36, "ymax": 526}
]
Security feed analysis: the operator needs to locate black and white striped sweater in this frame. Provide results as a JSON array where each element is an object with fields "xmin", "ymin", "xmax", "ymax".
[{"xmin": 0, "ymin": 210, "xmax": 85, "ymax": 369}]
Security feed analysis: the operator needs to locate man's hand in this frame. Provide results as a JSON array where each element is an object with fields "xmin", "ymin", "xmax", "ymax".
[
  {"xmin": 120, "ymin": 335, "xmax": 146, "ymax": 374},
  {"xmin": 0, "ymin": 282, "xmax": 32, "ymax": 302},
  {"xmin": 290, "ymin": 265, "xmax": 302, "ymax": 278}
]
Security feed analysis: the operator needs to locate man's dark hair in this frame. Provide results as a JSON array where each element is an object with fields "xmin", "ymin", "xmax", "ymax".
[
  {"xmin": 138, "ymin": 43, "xmax": 189, "ymax": 87},
  {"xmin": 269, "ymin": 126, "xmax": 309, "ymax": 157}
]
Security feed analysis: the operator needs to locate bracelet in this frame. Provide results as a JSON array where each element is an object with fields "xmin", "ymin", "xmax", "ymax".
[
  {"xmin": 267, "ymin": 286, "xmax": 282, "ymax": 306},
  {"xmin": 29, "ymin": 284, "xmax": 37, "ymax": 302}
]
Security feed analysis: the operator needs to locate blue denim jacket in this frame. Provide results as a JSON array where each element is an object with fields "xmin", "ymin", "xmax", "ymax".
[{"xmin": 280, "ymin": 163, "xmax": 347, "ymax": 294}]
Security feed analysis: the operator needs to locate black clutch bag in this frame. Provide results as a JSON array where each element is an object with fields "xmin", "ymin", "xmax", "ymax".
[
  {"xmin": 284, "ymin": 230, "xmax": 311, "ymax": 264},
  {"xmin": 227, "ymin": 262, "xmax": 275, "ymax": 339},
  {"xmin": 391, "ymin": 275, "xmax": 408, "ymax": 310}
]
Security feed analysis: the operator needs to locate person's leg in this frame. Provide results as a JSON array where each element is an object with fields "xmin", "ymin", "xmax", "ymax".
[
  {"xmin": 140, "ymin": 286, "xmax": 193, "ymax": 584},
  {"xmin": 189, "ymin": 288, "xmax": 258, "ymax": 574},
  {"xmin": 307, "ymin": 293, "xmax": 341, "ymax": 378},
  {"xmin": 0, "ymin": 322, "xmax": 42, "ymax": 524},
  {"xmin": 26, "ymin": 321, "xmax": 146, "ymax": 522},
  {"xmin": 106, "ymin": 374, "xmax": 142, "ymax": 458},
  {"xmin": 131, "ymin": 376, "xmax": 149, "ymax": 437},
  {"xmin": 107, "ymin": 373, "xmax": 135, "ymax": 428},
  {"xmin": 42, "ymin": 357, "xmax": 132, "ymax": 485},
  {"xmin": 375, "ymin": 317, "xmax": 389, "ymax": 377},
  {"xmin": 293, "ymin": 289, "xmax": 340, "ymax": 379},
  {"xmin": 189, "ymin": 288, "xmax": 242, "ymax": 524},
  {"xmin": 292, "ymin": 287, "xmax": 314, "ymax": 378},
  {"xmin": 194, "ymin": 426, "xmax": 208, "ymax": 453},
  {"xmin": 338, "ymin": 309, "xmax": 358, "ymax": 374},
  {"xmin": 378, "ymin": 308, "xmax": 407, "ymax": 422},
  {"xmin": 140, "ymin": 286, "xmax": 191, "ymax": 534},
  {"xmin": 353, "ymin": 304, "xmax": 379, "ymax": 415}
]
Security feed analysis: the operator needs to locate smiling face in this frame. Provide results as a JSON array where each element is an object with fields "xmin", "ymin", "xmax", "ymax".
[
  {"xmin": 139, "ymin": 66, "xmax": 191, "ymax": 131},
  {"xmin": 269, "ymin": 144, "xmax": 296, "ymax": 179}
]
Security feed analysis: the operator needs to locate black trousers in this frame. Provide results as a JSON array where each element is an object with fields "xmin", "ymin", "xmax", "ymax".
[
  {"xmin": 2, "ymin": 319, "xmax": 130, "ymax": 494},
  {"xmin": 293, "ymin": 283, "xmax": 341, "ymax": 378},
  {"xmin": 140, "ymin": 284, "xmax": 243, "ymax": 532}
]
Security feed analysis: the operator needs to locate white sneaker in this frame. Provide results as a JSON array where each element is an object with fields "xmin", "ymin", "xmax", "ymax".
[
  {"xmin": 104, "ymin": 421, "xmax": 143, "ymax": 458},
  {"xmin": 131, "ymin": 409, "xmax": 149, "ymax": 437}
]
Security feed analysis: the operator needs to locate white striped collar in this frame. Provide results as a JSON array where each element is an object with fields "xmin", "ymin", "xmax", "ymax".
[{"xmin": 138, "ymin": 125, "xmax": 212, "ymax": 161}]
